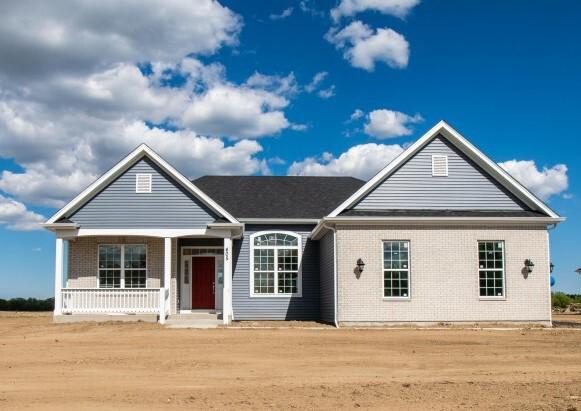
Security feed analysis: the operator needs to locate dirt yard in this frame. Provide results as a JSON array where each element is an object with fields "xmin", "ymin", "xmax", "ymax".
[{"xmin": 1, "ymin": 313, "xmax": 581, "ymax": 410}]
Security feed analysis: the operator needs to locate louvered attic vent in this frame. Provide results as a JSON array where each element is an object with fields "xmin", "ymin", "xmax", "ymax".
[
  {"xmin": 135, "ymin": 173, "xmax": 152, "ymax": 193},
  {"xmin": 431, "ymin": 155, "xmax": 448, "ymax": 177}
]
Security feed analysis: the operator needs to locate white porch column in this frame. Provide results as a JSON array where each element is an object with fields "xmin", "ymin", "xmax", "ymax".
[
  {"xmin": 161, "ymin": 237, "xmax": 172, "ymax": 324},
  {"xmin": 223, "ymin": 237, "xmax": 233, "ymax": 325},
  {"xmin": 54, "ymin": 238, "xmax": 64, "ymax": 316}
]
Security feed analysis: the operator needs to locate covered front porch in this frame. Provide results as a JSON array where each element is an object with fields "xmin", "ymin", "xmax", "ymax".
[{"xmin": 52, "ymin": 226, "xmax": 240, "ymax": 325}]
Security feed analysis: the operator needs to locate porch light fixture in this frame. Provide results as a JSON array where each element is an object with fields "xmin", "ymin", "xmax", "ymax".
[
  {"xmin": 575, "ymin": 268, "xmax": 581, "ymax": 276},
  {"xmin": 356, "ymin": 258, "xmax": 365, "ymax": 274},
  {"xmin": 524, "ymin": 259, "xmax": 535, "ymax": 274},
  {"xmin": 550, "ymin": 262, "xmax": 554, "ymax": 273}
]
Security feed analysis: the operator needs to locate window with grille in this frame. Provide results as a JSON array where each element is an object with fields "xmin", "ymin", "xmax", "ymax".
[
  {"xmin": 135, "ymin": 173, "xmax": 152, "ymax": 193},
  {"xmin": 98, "ymin": 244, "xmax": 147, "ymax": 288},
  {"xmin": 432, "ymin": 155, "xmax": 448, "ymax": 176},
  {"xmin": 251, "ymin": 232, "xmax": 301, "ymax": 296},
  {"xmin": 478, "ymin": 241, "xmax": 505, "ymax": 297},
  {"xmin": 383, "ymin": 241, "xmax": 410, "ymax": 298}
]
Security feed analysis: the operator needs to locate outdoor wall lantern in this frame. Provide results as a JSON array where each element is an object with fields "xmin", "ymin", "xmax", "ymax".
[
  {"xmin": 550, "ymin": 262, "xmax": 554, "ymax": 273},
  {"xmin": 524, "ymin": 259, "xmax": 535, "ymax": 274},
  {"xmin": 356, "ymin": 258, "xmax": 365, "ymax": 274}
]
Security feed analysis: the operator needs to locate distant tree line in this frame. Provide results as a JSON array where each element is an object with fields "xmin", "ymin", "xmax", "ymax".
[
  {"xmin": 552, "ymin": 292, "xmax": 581, "ymax": 309},
  {"xmin": 0, "ymin": 298, "xmax": 54, "ymax": 311}
]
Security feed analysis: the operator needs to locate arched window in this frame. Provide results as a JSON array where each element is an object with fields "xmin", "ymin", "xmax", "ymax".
[{"xmin": 250, "ymin": 231, "xmax": 302, "ymax": 297}]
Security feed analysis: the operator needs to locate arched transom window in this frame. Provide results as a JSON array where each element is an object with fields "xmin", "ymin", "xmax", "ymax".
[{"xmin": 250, "ymin": 232, "xmax": 301, "ymax": 297}]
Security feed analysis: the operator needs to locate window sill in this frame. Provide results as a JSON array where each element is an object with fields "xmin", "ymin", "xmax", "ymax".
[
  {"xmin": 383, "ymin": 297, "xmax": 411, "ymax": 302},
  {"xmin": 250, "ymin": 293, "xmax": 302, "ymax": 298},
  {"xmin": 479, "ymin": 296, "xmax": 506, "ymax": 301}
]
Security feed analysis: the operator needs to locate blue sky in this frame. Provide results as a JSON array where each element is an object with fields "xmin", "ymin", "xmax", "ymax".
[{"xmin": 0, "ymin": 0, "xmax": 579, "ymax": 298}]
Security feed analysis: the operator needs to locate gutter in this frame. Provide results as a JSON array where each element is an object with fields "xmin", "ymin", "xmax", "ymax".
[{"xmin": 41, "ymin": 222, "xmax": 80, "ymax": 231}]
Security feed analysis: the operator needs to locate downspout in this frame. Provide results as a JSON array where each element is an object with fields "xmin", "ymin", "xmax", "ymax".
[
  {"xmin": 546, "ymin": 222, "xmax": 558, "ymax": 327},
  {"xmin": 323, "ymin": 223, "xmax": 339, "ymax": 328}
]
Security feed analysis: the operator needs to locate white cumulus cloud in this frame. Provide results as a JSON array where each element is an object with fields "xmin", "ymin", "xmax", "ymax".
[
  {"xmin": 331, "ymin": 0, "xmax": 420, "ymax": 21},
  {"xmin": 326, "ymin": 21, "xmax": 409, "ymax": 71},
  {"xmin": 0, "ymin": 194, "xmax": 44, "ymax": 231},
  {"xmin": 363, "ymin": 109, "xmax": 423, "ymax": 139},
  {"xmin": 498, "ymin": 160, "xmax": 569, "ymax": 201},
  {"xmin": 0, "ymin": 0, "xmax": 241, "ymax": 80},
  {"xmin": 288, "ymin": 143, "xmax": 404, "ymax": 180},
  {"xmin": 0, "ymin": 0, "xmax": 303, "ymax": 208}
]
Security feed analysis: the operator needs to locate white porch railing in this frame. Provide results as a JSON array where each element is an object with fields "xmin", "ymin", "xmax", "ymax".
[{"xmin": 61, "ymin": 288, "xmax": 162, "ymax": 314}]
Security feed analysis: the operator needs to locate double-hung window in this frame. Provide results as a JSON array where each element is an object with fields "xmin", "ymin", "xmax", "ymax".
[
  {"xmin": 98, "ymin": 244, "xmax": 147, "ymax": 288},
  {"xmin": 251, "ymin": 232, "xmax": 301, "ymax": 297},
  {"xmin": 478, "ymin": 241, "xmax": 505, "ymax": 298},
  {"xmin": 383, "ymin": 241, "xmax": 410, "ymax": 298}
]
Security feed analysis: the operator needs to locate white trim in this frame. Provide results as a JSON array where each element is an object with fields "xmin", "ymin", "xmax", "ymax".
[
  {"xmin": 382, "ymin": 240, "xmax": 411, "ymax": 300},
  {"xmin": 135, "ymin": 173, "xmax": 152, "ymax": 193},
  {"xmin": 46, "ymin": 144, "xmax": 238, "ymax": 224},
  {"xmin": 477, "ymin": 240, "xmax": 506, "ymax": 300},
  {"xmin": 249, "ymin": 231, "xmax": 303, "ymax": 298},
  {"xmin": 310, "ymin": 215, "xmax": 563, "ymax": 239},
  {"xmin": 223, "ymin": 237, "xmax": 233, "ymax": 324},
  {"xmin": 546, "ymin": 230, "xmax": 552, "ymax": 326},
  {"xmin": 54, "ymin": 238, "xmax": 64, "ymax": 316},
  {"xmin": 97, "ymin": 244, "xmax": 148, "ymax": 289},
  {"xmin": 180, "ymin": 247, "xmax": 225, "ymax": 311},
  {"xmin": 240, "ymin": 218, "xmax": 319, "ymax": 224},
  {"xmin": 327, "ymin": 121, "xmax": 561, "ymax": 219},
  {"xmin": 73, "ymin": 228, "xmax": 232, "ymax": 238}
]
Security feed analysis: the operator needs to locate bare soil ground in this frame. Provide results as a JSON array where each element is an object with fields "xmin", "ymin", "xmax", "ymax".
[{"xmin": 1, "ymin": 312, "xmax": 580, "ymax": 410}]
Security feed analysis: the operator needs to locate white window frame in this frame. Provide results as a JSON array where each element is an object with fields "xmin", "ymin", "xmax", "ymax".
[
  {"xmin": 382, "ymin": 240, "xmax": 411, "ymax": 300},
  {"xmin": 431, "ymin": 154, "xmax": 449, "ymax": 177},
  {"xmin": 135, "ymin": 173, "xmax": 152, "ymax": 193},
  {"xmin": 249, "ymin": 231, "xmax": 302, "ymax": 298},
  {"xmin": 477, "ymin": 240, "xmax": 506, "ymax": 300},
  {"xmin": 97, "ymin": 244, "xmax": 148, "ymax": 289}
]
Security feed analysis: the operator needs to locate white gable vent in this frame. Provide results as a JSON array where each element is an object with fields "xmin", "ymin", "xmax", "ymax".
[
  {"xmin": 432, "ymin": 155, "xmax": 448, "ymax": 177},
  {"xmin": 135, "ymin": 173, "xmax": 152, "ymax": 193}
]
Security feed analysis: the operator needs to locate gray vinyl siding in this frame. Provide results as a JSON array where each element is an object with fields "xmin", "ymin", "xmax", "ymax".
[
  {"xmin": 68, "ymin": 157, "xmax": 219, "ymax": 228},
  {"xmin": 319, "ymin": 230, "xmax": 335, "ymax": 324},
  {"xmin": 354, "ymin": 135, "xmax": 529, "ymax": 211},
  {"xmin": 232, "ymin": 225, "xmax": 320, "ymax": 320}
]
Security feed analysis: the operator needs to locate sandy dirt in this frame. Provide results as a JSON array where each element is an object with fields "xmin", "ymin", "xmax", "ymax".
[{"xmin": 1, "ymin": 312, "xmax": 581, "ymax": 410}]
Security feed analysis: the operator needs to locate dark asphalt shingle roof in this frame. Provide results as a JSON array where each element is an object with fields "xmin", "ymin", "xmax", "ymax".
[
  {"xmin": 193, "ymin": 176, "xmax": 365, "ymax": 219},
  {"xmin": 339, "ymin": 209, "xmax": 549, "ymax": 218}
]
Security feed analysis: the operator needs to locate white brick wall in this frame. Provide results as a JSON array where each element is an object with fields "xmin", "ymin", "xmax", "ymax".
[
  {"xmin": 67, "ymin": 236, "xmax": 178, "ymax": 314},
  {"xmin": 336, "ymin": 225, "xmax": 551, "ymax": 324}
]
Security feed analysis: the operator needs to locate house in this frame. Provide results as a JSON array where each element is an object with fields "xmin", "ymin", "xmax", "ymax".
[{"xmin": 43, "ymin": 121, "xmax": 564, "ymax": 326}]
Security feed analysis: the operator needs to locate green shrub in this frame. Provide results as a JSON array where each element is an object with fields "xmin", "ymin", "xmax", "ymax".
[
  {"xmin": 0, "ymin": 298, "xmax": 54, "ymax": 311},
  {"xmin": 552, "ymin": 292, "xmax": 572, "ymax": 309}
]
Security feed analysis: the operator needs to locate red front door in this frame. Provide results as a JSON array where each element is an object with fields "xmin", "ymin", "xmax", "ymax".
[{"xmin": 191, "ymin": 257, "xmax": 215, "ymax": 309}]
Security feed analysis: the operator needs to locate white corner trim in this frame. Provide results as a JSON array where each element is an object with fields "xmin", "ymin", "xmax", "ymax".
[
  {"xmin": 46, "ymin": 144, "xmax": 239, "ymax": 225},
  {"xmin": 327, "ymin": 121, "xmax": 561, "ymax": 219}
]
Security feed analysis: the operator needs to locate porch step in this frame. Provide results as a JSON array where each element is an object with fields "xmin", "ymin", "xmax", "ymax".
[{"xmin": 165, "ymin": 312, "xmax": 222, "ymax": 329}]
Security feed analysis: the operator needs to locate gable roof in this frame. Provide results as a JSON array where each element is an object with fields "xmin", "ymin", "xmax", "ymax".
[
  {"xmin": 46, "ymin": 144, "xmax": 238, "ymax": 225},
  {"xmin": 193, "ymin": 176, "xmax": 365, "ymax": 220},
  {"xmin": 328, "ymin": 121, "xmax": 562, "ymax": 219}
]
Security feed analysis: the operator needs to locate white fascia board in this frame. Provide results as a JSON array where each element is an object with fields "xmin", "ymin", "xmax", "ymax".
[
  {"xmin": 326, "ymin": 215, "xmax": 563, "ymax": 225},
  {"xmin": 74, "ymin": 228, "xmax": 236, "ymax": 238},
  {"xmin": 239, "ymin": 218, "xmax": 320, "ymax": 224},
  {"xmin": 310, "ymin": 215, "xmax": 565, "ymax": 239},
  {"xmin": 42, "ymin": 223, "xmax": 80, "ymax": 230},
  {"xmin": 327, "ymin": 121, "xmax": 561, "ymax": 219},
  {"xmin": 46, "ymin": 144, "xmax": 239, "ymax": 224}
]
